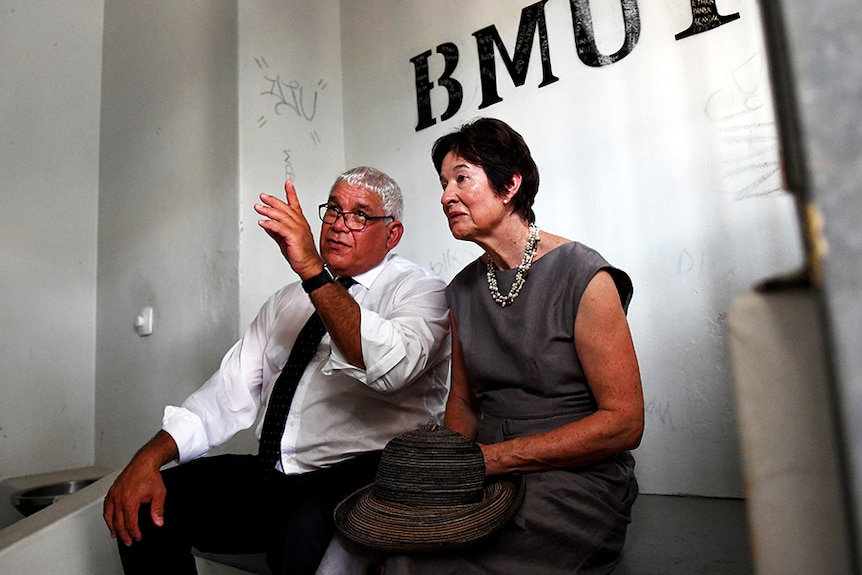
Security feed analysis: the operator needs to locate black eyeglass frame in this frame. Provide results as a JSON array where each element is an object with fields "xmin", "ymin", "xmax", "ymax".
[{"xmin": 318, "ymin": 203, "xmax": 394, "ymax": 231}]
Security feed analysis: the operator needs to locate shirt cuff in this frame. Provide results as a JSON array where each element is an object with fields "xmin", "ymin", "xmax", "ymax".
[{"xmin": 161, "ymin": 405, "xmax": 211, "ymax": 463}]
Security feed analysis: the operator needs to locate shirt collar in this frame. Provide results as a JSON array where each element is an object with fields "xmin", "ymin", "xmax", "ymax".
[{"xmin": 349, "ymin": 252, "xmax": 393, "ymax": 290}]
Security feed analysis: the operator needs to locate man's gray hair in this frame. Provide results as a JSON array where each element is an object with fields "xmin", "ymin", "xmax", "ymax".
[{"xmin": 331, "ymin": 166, "xmax": 404, "ymax": 222}]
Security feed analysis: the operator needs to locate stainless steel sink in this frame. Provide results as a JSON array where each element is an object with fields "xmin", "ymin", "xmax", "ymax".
[{"xmin": 11, "ymin": 479, "xmax": 98, "ymax": 517}]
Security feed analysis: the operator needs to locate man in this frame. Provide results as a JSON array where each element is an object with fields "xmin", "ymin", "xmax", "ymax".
[{"xmin": 103, "ymin": 167, "xmax": 451, "ymax": 575}]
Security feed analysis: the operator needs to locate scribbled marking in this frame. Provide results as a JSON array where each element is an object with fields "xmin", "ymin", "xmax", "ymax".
[
  {"xmin": 645, "ymin": 399, "xmax": 674, "ymax": 429},
  {"xmin": 255, "ymin": 56, "xmax": 326, "ymax": 145}
]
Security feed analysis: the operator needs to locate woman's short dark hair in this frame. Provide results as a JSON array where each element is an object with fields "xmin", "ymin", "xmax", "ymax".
[{"xmin": 432, "ymin": 117, "xmax": 539, "ymax": 223}]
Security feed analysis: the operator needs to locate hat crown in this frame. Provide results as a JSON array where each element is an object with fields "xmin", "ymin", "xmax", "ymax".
[{"xmin": 373, "ymin": 425, "xmax": 485, "ymax": 507}]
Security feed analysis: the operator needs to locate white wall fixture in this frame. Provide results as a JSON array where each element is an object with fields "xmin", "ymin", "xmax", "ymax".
[{"xmin": 134, "ymin": 307, "xmax": 153, "ymax": 337}]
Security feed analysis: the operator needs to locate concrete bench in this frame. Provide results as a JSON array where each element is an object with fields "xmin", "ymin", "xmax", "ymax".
[
  {"xmin": 0, "ymin": 469, "xmax": 753, "ymax": 575},
  {"xmin": 196, "ymin": 493, "xmax": 754, "ymax": 574}
]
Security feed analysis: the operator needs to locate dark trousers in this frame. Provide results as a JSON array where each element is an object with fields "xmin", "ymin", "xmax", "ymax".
[{"xmin": 117, "ymin": 452, "xmax": 381, "ymax": 575}]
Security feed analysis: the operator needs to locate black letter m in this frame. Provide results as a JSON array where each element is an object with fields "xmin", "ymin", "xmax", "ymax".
[{"xmin": 473, "ymin": 0, "xmax": 559, "ymax": 110}]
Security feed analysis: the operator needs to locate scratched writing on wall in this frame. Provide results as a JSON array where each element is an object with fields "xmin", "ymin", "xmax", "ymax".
[
  {"xmin": 255, "ymin": 56, "xmax": 327, "ymax": 180},
  {"xmin": 255, "ymin": 55, "xmax": 326, "ymax": 145},
  {"xmin": 706, "ymin": 53, "xmax": 782, "ymax": 200},
  {"xmin": 428, "ymin": 247, "xmax": 478, "ymax": 278}
]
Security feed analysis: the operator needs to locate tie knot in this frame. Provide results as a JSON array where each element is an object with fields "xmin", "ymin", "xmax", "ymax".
[{"xmin": 338, "ymin": 276, "xmax": 356, "ymax": 289}]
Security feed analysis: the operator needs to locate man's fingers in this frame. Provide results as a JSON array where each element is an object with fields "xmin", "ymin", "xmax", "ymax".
[
  {"xmin": 258, "ymin": 218, "xmax": 289, "ymax": 243},
  {"xmin": 284, "ymin": 179, "xmax": 301, "ymax": 208},
  {"xmin": 103, "ymin": 498, "xmax": 117, "ymax": 539},
  {"xmin": 104, "ymin": 487, "xmax": 134, "ymax": 545},
  {"xmin": 150, "ymin": 489, "xmax": 166, "ymax": 528},
  {"xmin": 257, "ymin": 194, "xmax": 287, "ymax": 214},
  {"xmin": 125, "ymin": 502, "xmax": 141, "ymax": 543},
  {"xmin": 256, "ymin": 181, "xmax": 306, "ymax": 228},
  {"xmin": 114, "ymin": 502, "xmax": 134, "ymax": 546},
  {"xmin": 257, "ymin": 179, "xmax": 300, "ymax": 214}
]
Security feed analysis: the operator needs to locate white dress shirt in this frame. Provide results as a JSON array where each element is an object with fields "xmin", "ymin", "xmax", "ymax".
[{"xmin": 162, "ymin": 253, "xmax": 451, "ymax": 473}]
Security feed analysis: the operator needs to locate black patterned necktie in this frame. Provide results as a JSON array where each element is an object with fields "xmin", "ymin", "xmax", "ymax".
[{"xmin": 258, "ymin": 276, "xmax": 356, "ymax": 468}]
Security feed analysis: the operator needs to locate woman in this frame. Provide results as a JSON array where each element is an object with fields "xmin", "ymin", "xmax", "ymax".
[{"xmin": 386, "ymin": 118, "xmax": 644, "ymax": 574}]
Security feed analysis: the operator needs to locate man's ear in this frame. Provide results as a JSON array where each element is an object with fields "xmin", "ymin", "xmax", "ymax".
[
  {"xmin": 504, "ymin": 173, "xmax": 522, "ymax": 204},
  {"xmin": 386, "ymin": 221, "xmax": 404, "ymax": 250}
]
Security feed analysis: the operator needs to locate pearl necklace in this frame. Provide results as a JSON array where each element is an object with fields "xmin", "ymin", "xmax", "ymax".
[{"xmin": 485, "ymin": 224, "xmax": 540, "ymax": 307}]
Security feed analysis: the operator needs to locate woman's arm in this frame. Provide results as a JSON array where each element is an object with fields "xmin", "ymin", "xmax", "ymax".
[
  {"xmin": 443, "ymin": 312, "xmax": 482, "ymax": 439},
  {"xmin": 481, "ymin": 270, "xmax": 644, "ymax": 476}
]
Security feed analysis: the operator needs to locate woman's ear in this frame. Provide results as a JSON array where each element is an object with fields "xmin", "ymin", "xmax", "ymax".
[{"xmin": 503, "ymin": 173, "xmax": 522, "ymax": 204}]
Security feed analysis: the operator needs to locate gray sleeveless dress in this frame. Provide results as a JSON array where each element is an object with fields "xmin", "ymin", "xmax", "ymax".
[{"xmin": 383, "ymin": 242, "xmax": 638, "ymax": 574}]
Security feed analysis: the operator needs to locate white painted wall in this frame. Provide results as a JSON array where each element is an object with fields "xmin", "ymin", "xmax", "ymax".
[
  {"xmin": 95, "ymin": 0, "xmax": 242, "ymax": 467},
  {"xmin": 339, "ymin": 0, "xmax": 805, "ymax": 496},
  {"xmin": 0, "ymin": 0, "xmax": 103, "ymax": 480}
]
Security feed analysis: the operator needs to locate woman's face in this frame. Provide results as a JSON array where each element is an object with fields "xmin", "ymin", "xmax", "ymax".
[{"xmin": 439, "ymin": 152, "xmax": 509, "ymax": 242}]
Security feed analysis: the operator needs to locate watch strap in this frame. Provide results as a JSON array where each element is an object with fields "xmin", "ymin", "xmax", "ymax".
[{"xmin": 301, "ymin": 263, "xmax": 337, "ymax": 293}]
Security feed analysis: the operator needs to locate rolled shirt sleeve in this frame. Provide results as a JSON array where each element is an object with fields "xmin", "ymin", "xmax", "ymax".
[{"xmin": 323, "ymin": 268, "xmax": 449, "ymax": 392}]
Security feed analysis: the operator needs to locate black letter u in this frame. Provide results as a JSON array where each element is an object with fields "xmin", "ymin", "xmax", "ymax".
[{"xmin": 570, "ymin": 0, "xmax": 641, "ymax": 67}]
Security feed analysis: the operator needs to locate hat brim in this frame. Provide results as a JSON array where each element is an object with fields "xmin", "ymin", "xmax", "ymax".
[{"xmin": 334, "ymin": 474, "xmax": 525, "ymax": 553}]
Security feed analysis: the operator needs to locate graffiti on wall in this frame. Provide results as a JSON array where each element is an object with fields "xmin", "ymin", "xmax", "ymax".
[
  {"xmin": 254, "ymin": 56, "xmax": 329, "ymax": 180},
  {"xmin": 411, "ymin": 0, "xmax": 741, "ymax": 131},
  {"xmin": 255, "ymin": 55, "xmax": 326, "ymax": 140}
]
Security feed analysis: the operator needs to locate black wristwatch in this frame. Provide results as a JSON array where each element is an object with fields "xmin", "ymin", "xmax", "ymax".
[{"xmin": 301, "ymin": 263, "xmax": 337, "ymax": 293}]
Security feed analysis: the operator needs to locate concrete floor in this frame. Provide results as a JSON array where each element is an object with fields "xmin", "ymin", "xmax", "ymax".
[{"xmin": 616, "ymin": 494, "xmax": 753, "ymax": 574}]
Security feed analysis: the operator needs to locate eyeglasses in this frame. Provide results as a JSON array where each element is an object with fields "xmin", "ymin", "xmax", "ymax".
[{"xmin": 318, "ymin": 203, "xmax": 393, "ymax": 231}]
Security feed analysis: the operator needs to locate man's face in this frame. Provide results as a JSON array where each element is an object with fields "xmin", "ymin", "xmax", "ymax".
[{"xmin": 319, "ymin": 182, "xmax": 402, "ymax": 277}]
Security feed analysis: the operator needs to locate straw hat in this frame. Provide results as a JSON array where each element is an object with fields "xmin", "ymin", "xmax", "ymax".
[{"xmin": 334, "ymin": 424, "xmax": 525, "ymax": 553}]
